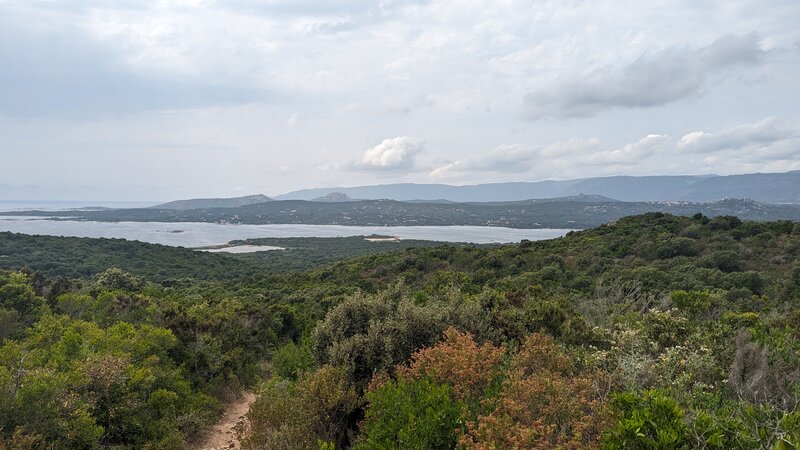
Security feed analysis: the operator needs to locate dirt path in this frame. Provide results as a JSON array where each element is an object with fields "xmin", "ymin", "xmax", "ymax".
[{"xmin": 192, "ymin": 391, "xmax": 256, "ymax": 450}]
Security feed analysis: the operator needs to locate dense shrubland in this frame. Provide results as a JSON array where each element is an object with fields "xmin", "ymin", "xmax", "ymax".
[
  {"xmin": 0, "ymin": 232, "xmax": 449, "ymax": 279},
  {"xmin": 2, "ymin": 213, "xmax": 800, "ymax": 448},
  {"xmin": 244, "ymin": 213, "xmax": 800, "ymax": 449},
  {"xmin": 0, "ymin": 268, "xmax": 315, "ymax": 448}
]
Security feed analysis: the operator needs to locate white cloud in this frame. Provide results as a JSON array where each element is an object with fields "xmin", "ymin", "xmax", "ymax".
[
  {"xmin": 677, "ymin": 117, "xmax": 798, "ymax": 155},
  {"xmin": 428, "ymin": 116, "xmax": 800, "ymax": 183},
  {"xmin": 2, "ymin": 0, "xmax": 800, "ymax": 197},
  {"xmin": 525, "ymin": 33, "xmax": 766, "ymax": 119},
  {"xmin": 359, "ymin": 136, "xmax": 424, "ymax": 170},
  {"xmin": 429, "ymin": 139, "xmax": 595, "ymax": 179},
  {"xmin": 429, "ymin": 161, "xmax": 458, "ymax": 179},
  {"xmin": 583, "ymin": 134, "xmax": 669, "ymax": 166}
]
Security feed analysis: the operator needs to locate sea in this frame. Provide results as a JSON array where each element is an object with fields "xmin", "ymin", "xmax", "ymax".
[{"xmin": 0, "ymin": 201, "xmax": 572, "ymax": 251}]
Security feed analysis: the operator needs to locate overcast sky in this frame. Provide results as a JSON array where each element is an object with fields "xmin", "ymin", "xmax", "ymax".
[{"xmin": 1, "ymin": 0, "xmax": 799, "ymax": 200}]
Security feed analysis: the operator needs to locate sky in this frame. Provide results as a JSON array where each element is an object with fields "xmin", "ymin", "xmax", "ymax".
[{"xmin": 1, "ymin": 0, "xmax": 799, "ymax": 201}]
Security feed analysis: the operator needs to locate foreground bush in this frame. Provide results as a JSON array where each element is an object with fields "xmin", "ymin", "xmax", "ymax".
[
  {"xmin": 355, "ymin": 378, "xmax": 462, "ymax": 450},
  {"xmin": 397, "ymin": 326, "xmax": 506, "ymax": 402},
  {"xmin": 0, "ymin": 315, "xmax": 219, "ymax": 448},
  {"xmin": 312, "ymin": 289, "xmax": 491, "ymax": 387},
  {"xmin": 601, "ymin": 391, "xmax": 690, "ymax": 449},
  {"xmin": 458, "ymin": 333, "xmax": 611, "ymax": 449},
  {"xmin": 242, "ymin": 365, "xmax": 362, "ymax": 450}
]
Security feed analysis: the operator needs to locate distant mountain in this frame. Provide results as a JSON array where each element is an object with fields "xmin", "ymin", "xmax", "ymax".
[
  {"xmin": 152, "ymin": 194, "xmax": 272, "ymax": 210},
  {"xmin": 311, "ymin": 192, "xmax": 352, "ymax": 202},
  {"xmin": 275, "ymin": 171, "xmax": 800, "ymax": 204}
]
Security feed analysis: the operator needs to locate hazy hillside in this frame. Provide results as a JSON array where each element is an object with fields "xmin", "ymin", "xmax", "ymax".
[
  {"xmin": 275, "ymin": 171, "xmax": 800, "ymax": 204},
  {"xmin": 10, "ymin": 197, "xmax": 800, "ymax": 229},
  {"xmin": 151, "ymin": 194, "xmax": 273, "ymax": 210},
  {"xmin": 310, "ymin": 192, "xmax": 352, "ymax": 202}
]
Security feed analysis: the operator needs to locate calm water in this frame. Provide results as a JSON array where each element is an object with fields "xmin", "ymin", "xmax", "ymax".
[{"xmin": 0, "ymin": 217, "xmax": 571, "ymax": 247}]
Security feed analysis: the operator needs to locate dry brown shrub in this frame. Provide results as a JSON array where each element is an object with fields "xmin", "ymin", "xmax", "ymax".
[{"xmin": 397, "ymin": 326, "xmax": 506, "ymax": 401}]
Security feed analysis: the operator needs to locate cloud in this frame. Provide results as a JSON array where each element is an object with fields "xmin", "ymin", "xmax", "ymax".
[
  {"xmin": 471, "ymin": 144, "xmax": 540, "ymax": 173},
  {"xmin": 2, "ymin": 0, "xmax": 800, "ymax": 197},
  {"xmin": 428, "ymin": 162, "xmax": 458, "ymax": 178},
  {"xmin": 525, "ymin": 33, "xmax": 766, "ymax": 119},
  {"xmin": 677, "ymin": 117, "xmax": 798, "ymax": 157},
  {"xmin": 358, "ymin": 136, "xmax": 424, "ymax": 170},
  {"xmin": 430, "ymin": 116, "xmax": 800, "ymax": 183},
  {"xmin": 429, "ymin": 144, "xmax": 542, "ymax": 178},
  {"xmin": 429, "ymin": 139, "xmax": 600, "ymax": 179},
  {"xmin": 0, "ymin": 10, "xmax": 267, "ymax": 118},
  {"xmin": 583, "ymin": 134, "xmax": 669, "ymax": 166},
  {"xmin": 429, "ymin": 144, "xmax": 541, "ymax": 178}
]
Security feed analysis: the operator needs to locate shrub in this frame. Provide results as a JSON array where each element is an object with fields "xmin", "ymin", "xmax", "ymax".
[
  {"xmin": 722, "ymin": 272, "xmax": 764, "ymax": 295},
  {"xmin": 398, "ymin": 327, "xmax": 506, "ymax": 402},
  {"xmin": 601, "ymin": 390, "xmax": 690, "ymax": 449},
  {"xmin": 727, "ymin": 330, "xmax": 796, "ymax": 407},
  {"xmin": 272, "ymin": 340, "xmax": 314, "ymax": 380},
  {"xmin": 706, "ymin": 251, "xmax": 742, "ymax": 273},
  {"xmin": 721, "ymin": 311, "xmax": 760, "ymax": 328},
  {"xmin": 242, "ymin": 366, "xmax": 362, "ymax": 450},
  {"xmin": 0, "ymin": 315, "xmax": 216, "ymax": 448},
  {"xmin": 0, "ymin": 272, "xmax": 45, "ymax": 337},
  {"xmin": 670, "ymin": 290, "xmax": 712, "ymax": 316},
  {"xmin": 241, "ymin": 379, "xmax": 306, "ymax": 450},
  {"xmin": 708, "ymin": 216, "xmax": 742, "ymax": 231},
  {"xmin": 459, "ymin": 333, "xmax": 610, "ymax": 449},
  {"xmin": 513, "ymin": 332, "xmax": 572, "ymax": 376},
  {"xmin": 312, "ymin": 291, "xmax": 491, "ymax": 387},
  {"xmin": 95, "ymin": 268, "xmax": 145, "ymax": 291},
  {"xmin": 355, "ymin": 378, "xmax": 461, "ymax": 450},
  {"xmin": 643, "ymin": 308, "xmax": 689, "ymax": 349},
  {"xmin": 656, "ymin": 237, "xmax": 701, "ymax": 259}
]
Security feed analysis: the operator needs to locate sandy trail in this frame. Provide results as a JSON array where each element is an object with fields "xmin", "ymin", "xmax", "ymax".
[{"xmin": 192, "ymin": 391, "xmax": 256, "ymax": 450}]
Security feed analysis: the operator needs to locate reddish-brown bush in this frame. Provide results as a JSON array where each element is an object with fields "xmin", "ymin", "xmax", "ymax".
[
  {"xmin": 458, "ymin": 333, "xmax": 610, "ymax": 449},
  {"xmin": 397, "ymin": 326, "xmax": 506, "ymax": 401}
]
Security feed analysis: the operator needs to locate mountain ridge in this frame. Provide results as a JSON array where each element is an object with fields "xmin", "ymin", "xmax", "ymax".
[{"xmin": 274, "ymin": 171, "xmax": 800, "ymax": 204}]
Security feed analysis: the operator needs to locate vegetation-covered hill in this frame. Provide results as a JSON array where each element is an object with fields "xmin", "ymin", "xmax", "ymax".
[
  {"xmin": 151, "ymin": 194, "xmax": 272, "ymax": 210},
  {"xmin": 0, "ymin": 232, "xmax": 452, "ymax": 279},
  {"xmin": 228, "ymin": 236, "xmax": 460, "ymax": 272},
  {"xmin": 0, "ymin": 231, "xmax": 257, "ymax": 280},
  {"xmin": 6, "ymin": 197, "xmax": 800, "ymax": 228},
  {"xmin": 1, "ymin": 213, "xmax": 800, "ymax": 448}
]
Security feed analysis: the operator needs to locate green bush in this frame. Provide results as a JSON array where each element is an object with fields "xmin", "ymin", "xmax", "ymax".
[
  {"xmin": 95, "ymin": 268, "xmax": 145, "ymax": 291},
  {"xmin": 602, "ymin": 390, "xmax": 692, "ymax": 449},
  {"xmin": 243, "ymin": 366, "xmax": 362, "ymax": 450},
  {"xmin": 272, "ymin": 340, "xmax": 314, "ymax": 380},
  {"xmin": 706, "ymin": 251, "xmax": 742, "ymax": 273},
  {"xmin": 670, "ymin": 290, "xmax": 712, "ymax": 316},
  {"xmin": 312, "ymin": 289, "xmax": 491, "ymax": 387},
  {"xmin": 355, "ymin": 378, "xmax": 461, "ymax": 450},
  {"xmin": 656, "ymin": 237, "xmax": 701, "ymax": 259}
]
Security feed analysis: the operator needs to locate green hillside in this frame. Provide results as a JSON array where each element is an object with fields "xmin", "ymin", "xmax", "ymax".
[
  {"xmin": 6, "ymin": 197, "xmax": 800, "ymax": 228},
  {"xmin": 1, "ymin": 213, "xmax": 799, "ymax": 448}
]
